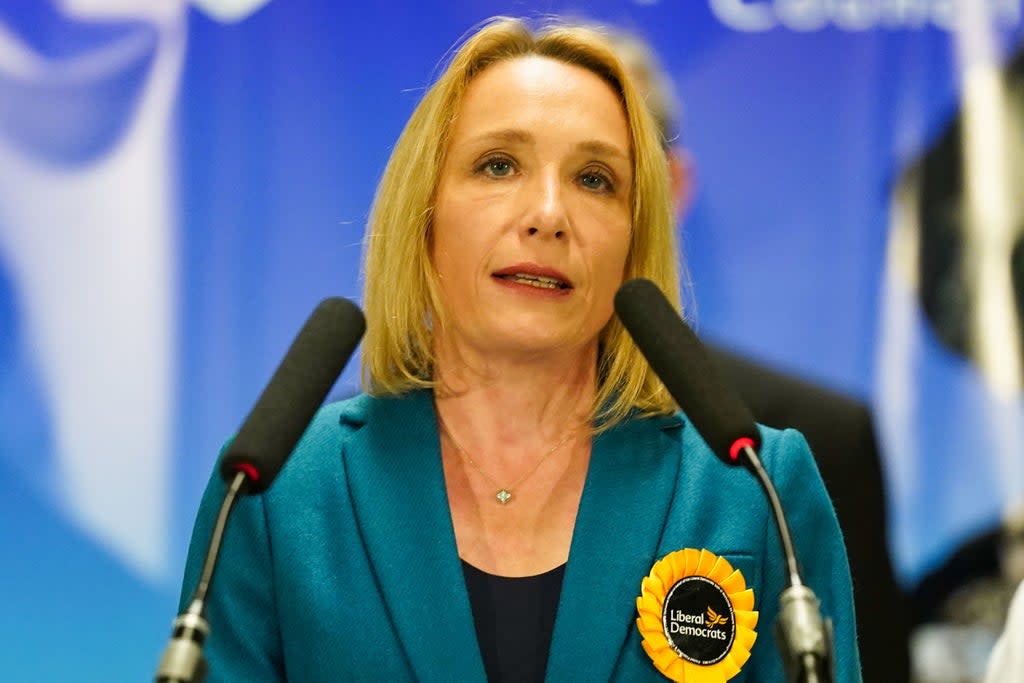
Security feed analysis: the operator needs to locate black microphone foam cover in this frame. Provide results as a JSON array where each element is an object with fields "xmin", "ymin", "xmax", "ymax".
[
  {"xmin": 219, "ymin": 297, "xmax": 365, "ymax": 493},
  {"xmin": 614, "ymin": 278, "xmax": 761, "ymax": 468}
]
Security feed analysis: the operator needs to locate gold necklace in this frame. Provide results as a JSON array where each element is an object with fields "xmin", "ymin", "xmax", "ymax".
[{"xmin": 438, "ymin": 416, "xmax": 578, "ymax": 505}]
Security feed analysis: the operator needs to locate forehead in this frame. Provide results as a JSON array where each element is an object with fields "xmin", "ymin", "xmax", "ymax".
[{"xmin": 452, "ymin": 55, "xmax": 631, "ymax": 149}]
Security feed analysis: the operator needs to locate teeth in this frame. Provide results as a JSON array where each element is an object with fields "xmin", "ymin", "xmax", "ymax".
[
  {"xmin": 514, "ymin": 272, "xmax": 560, "ymax": 284},
  {"xmin": 508, "ymin": 273, "xmax": 565, "ymax": 288},
  {"xmin": 511, "ymin": 277, "xmax": 560, "ymax": 289},
  {"xmin": 496, "ymin": 272, "xmax": 568, "ymax": 289}
]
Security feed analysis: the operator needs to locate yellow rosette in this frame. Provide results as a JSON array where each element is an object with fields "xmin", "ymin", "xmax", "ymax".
[{"xmin": 636, "ymin": 548, "xmax": 758, "ymax": 682}]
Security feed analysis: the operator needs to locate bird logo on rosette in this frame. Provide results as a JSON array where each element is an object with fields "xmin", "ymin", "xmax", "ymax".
[{"xmin": 706, "ymin": 607, "xmax": 728, "ymax": 628}]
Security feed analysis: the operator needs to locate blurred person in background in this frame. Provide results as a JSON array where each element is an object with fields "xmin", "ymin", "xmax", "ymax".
[{"xmin": 604, "ymin": 25, "xmax": 911, "ymax": 683}]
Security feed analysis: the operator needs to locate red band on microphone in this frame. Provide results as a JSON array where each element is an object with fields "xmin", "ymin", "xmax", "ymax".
[
  {"xmin": 729, "ymin": 437, "xmax": 755, "ymax": 463},
  {"xmin": 235, "ymin": 462, "xmax": 261, "ymax": 482}
]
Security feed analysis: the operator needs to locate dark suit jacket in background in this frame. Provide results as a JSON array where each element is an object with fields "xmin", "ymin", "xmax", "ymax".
[{"xmin": 709, "ymin": 343, "xmax": 911, "ymax": 683}]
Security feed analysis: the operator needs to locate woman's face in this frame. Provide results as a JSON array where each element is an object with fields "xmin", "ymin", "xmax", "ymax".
[{"xmin": 432, "ymin": 55, "xmax": 633, "ymax": 362}]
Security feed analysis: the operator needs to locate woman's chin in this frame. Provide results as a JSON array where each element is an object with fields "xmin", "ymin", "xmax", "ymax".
[{"xmin": 474, "ymin": 325, "xmax": 596, "ymax": 360}]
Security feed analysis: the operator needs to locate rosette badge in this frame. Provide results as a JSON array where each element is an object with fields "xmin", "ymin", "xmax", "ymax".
[{"xmin": 636, "ymin": 548, "xmax": 758, "ymax": 682}]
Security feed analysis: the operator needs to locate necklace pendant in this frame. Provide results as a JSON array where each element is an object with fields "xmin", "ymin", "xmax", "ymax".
[{"xmin": 495, "ymin": 489, "xmax": 513, "ymax": 505}]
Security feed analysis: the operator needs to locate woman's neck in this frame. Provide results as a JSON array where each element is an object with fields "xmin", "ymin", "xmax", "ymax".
[
  {"xmin": 433, "ymin": 340, "xmax": 597, "ymax": 454},
  {"xmin": 433, "ymin": 337, "xmax": 597, "ymax": 575}
]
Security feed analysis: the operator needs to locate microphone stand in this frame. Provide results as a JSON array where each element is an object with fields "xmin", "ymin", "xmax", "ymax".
[
  {"xmin": 741, "ymin": 444, "xmax": 835, "ymax": 683},
  {"xmin": 154, "ymin": 471, "xmax": 249, "ymax": 683}
]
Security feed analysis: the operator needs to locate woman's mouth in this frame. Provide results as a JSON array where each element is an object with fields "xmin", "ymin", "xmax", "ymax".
[{"xmin": 494, "ymin": 272, "xmax": 571, "ymax": 290}]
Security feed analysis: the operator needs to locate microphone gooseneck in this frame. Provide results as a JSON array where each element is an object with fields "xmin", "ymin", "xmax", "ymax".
[
  {"xmin": 155, "ymin": 472, "xmax": 246, "ymax": 683},
  {"xmin": 614, "ymin": 278, "xmax": 834, "ymax": 683},
  {"xmin": 155, "ymin": 297, "xmax": 366, "ymax": 683},
  {"xmin": 741, "ymin": 442, "xmax": 832, "ymax": 683}
]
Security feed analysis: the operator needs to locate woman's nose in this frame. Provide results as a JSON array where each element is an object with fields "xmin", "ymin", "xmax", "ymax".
[{"xmin": 522, "ymin": 170, "xmax": 569, "ymax": 239}]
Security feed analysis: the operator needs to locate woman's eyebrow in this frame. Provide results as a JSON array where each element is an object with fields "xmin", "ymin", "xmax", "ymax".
[
  {"xmin": 464, "ymin": 128, "xmax": 533, "ymax": 146},
  {"xmin": 463, "ymin": 130, "xmax": 628, "ymax": 161},
  {"xmin": 577, "ymin": 139, "xmax": 629, "ymax": 162}
]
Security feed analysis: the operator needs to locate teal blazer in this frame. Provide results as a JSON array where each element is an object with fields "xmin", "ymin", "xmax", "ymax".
[{"xmin": 182, "ymin": 391, "xmax": 862, "ymax": 682}]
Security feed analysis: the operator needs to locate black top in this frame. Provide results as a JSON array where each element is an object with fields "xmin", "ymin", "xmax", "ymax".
[{"xmin": 461, "ymin": 560, "xmax": 567, "ymax": 683}]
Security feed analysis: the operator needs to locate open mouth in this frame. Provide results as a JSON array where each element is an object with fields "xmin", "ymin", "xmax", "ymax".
[{"xmin": 494, "ymin": 272, "xmax": 571, "ymax": 290}]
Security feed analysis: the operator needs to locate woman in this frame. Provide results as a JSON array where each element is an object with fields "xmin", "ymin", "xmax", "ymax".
[{"xmin": 181, "ymin": 17, "xmax": 861, "ymax": 682}]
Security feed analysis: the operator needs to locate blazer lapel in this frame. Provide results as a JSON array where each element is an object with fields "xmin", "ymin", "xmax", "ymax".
[
  {"xmin": 342, "ymin": 391, "xmax": 486, "ymax": 682},
  {"xmin": 546, "ymin": 414, "xmax": 683, "ymax": 681}
]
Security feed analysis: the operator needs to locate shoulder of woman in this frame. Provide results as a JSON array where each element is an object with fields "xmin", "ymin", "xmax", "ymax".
[
  {"xmin": 294, "ymin": 390, "xmax": 432, "ymax": 456},
  {"xmin": 268, "ymin": 390, "xmax": 434, "ymax": 495},
  {"xmin": 753, "ymin": 423, "xmax": 817, "ymax": 478},
  {"xmin": 664, "ymin": 409, "xmax": 812, "ymax": 471},
  {"xmin": 262, "ymin": 393, "xmax": 371, "ymax": 474}
]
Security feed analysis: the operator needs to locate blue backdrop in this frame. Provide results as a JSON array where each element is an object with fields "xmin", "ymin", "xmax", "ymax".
[{"xmin": 1, "ymin": 1, "xmax": 1022, "ymax": 680}]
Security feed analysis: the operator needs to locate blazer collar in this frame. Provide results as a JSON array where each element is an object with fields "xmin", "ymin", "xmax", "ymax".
[
  {"xmin": 546, "ymin": 412, "xmax": 682, "ymax": 681},
  {"xmin": 341, "ymin": 391, "xmax": 682, "ymax": 682},
  {"xmin": 342, "ymin": 391, "xmax": 486, "ymax": 682}
]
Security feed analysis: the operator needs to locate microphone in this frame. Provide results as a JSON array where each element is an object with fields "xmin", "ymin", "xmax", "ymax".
[
  {"xmin": 219, "ymin": 297, "xmax": 366, "ymax": 493},
  {"xmin": 614, "ymin": 278, "xmax": 834, "ymax": 683},
  {"xmin": 613, "ymin": 279, "xmax": 760, "ymax": 470},
  {"xmin": 155, "ymin": 297, "xmax": 366, "ymax": 683}
]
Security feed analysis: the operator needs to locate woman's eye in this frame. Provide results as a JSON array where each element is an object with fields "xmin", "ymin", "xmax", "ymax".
[
  {"xmin": 580, "ymin": 171, "xmax": 613, "ymax": 193},
  {"xmin": 479, "ymin": 157, "xmax": 515, "ymax": 177}
]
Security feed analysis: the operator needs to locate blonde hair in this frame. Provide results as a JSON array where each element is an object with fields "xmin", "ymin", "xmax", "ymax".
[
  {"xmin": 603, "ymin": 28, "xmax": 682, "ymax": 149},
  {"xmin": 361, "ymin": 16, "xmax": 681, "ymax": 428}
]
